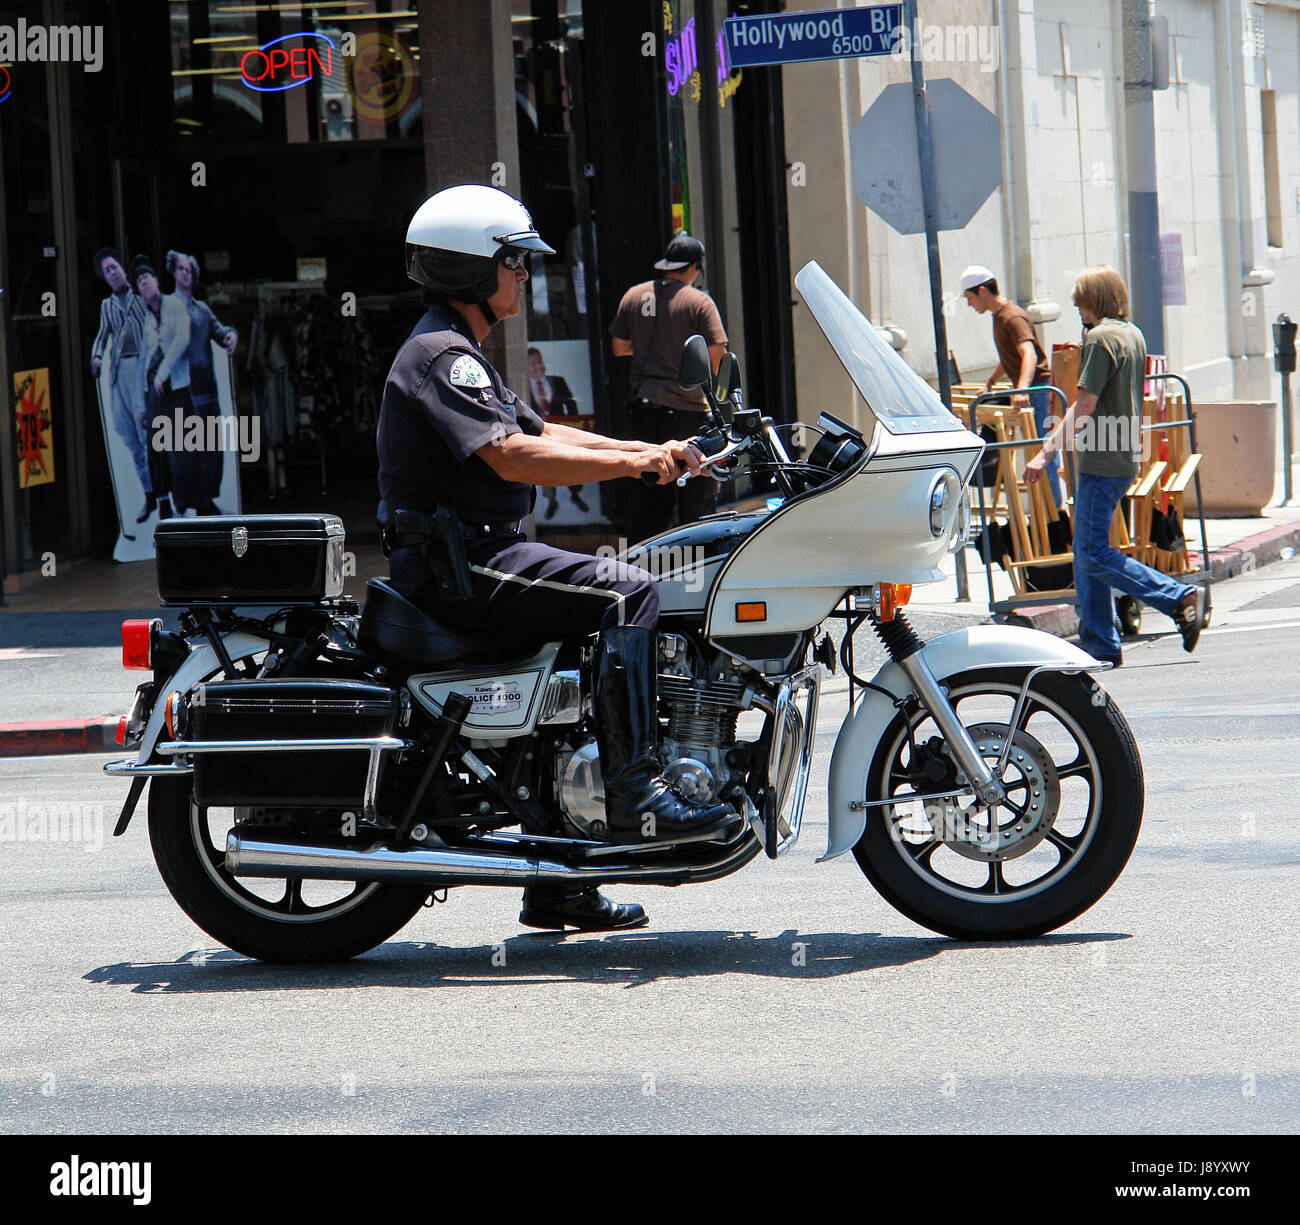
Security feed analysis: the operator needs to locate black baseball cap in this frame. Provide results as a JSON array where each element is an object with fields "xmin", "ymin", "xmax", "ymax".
[{"xmin": 654, "ymin": 232, "xmax": 705, "ymax": 271}]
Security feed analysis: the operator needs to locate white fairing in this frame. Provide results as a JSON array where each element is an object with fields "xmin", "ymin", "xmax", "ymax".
[
  {"xmin": 409, "ymin": 642, "xmax": 561, "ymax": 739},
  {"xmin": 704, "ymin": 431, "xmax": 980, "ymax": 637},
  {"xmin": 821, "ymin": 626, "xmax": 1103, "ymax": 861},
  {"xmin": 651, "ymin": 555, "xmax": 726, "ymax": 615}
]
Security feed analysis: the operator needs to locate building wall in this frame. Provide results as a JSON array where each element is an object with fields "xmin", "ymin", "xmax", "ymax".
[{"xmin": 780, "ymin": 0, "xmax": 1300, "ymax": 427}]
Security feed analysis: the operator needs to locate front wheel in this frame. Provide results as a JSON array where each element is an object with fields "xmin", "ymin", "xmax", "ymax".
[
  {"xmin": 853, "ymin": 668, "xmax": 1143, "ymax": 940},
  {"xmin": 148, "ymin": 777, "xmax": 431, "ymax": 963}
]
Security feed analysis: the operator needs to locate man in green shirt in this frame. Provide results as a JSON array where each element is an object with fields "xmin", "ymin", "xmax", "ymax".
[{"xmin": 1025, "ymin": 266, "xmax": 1206, "ymax": 665}]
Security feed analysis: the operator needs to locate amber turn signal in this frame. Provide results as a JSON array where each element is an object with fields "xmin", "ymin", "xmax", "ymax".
[
  {"xmin": 877, "ymin": 583, "xmax": 913, "ymax": 622},
  {"xmin": 735, "ymin": 602, "xmax": 767, "ymax": 623},
  {"xmin": 163, "ymin": 691, "xmax": 184, "ymax": 740}
]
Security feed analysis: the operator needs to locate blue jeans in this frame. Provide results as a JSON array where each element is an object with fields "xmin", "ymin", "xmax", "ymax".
[
  {"xmin": 1029, "ymin": 389, "xmax": 1063, "ymax": 508},
  {"xmin": 1073, "ymin": 473, "xmax": 1194, "ymax": 658}
]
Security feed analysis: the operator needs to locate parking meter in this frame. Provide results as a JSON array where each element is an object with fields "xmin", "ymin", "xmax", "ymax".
[{"xmin": 1274, "ymin": 314, "xmax": 1297, "ymax": 373}]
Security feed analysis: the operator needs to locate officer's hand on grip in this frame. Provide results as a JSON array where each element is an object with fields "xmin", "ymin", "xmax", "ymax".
[{"xmin": 635, "ymin": 441, "xmax": 703, "ymax": 487}]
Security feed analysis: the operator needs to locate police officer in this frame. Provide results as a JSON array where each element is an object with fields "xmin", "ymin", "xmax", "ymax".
[{"xmin": 377, "ymin": 185, "xmax": 739, "ymax": 932}]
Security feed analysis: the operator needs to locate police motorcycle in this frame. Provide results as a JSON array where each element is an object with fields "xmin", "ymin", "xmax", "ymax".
[{"xmin": 104, "ymin": 260, "xmax": 1143, "ymax": 963}]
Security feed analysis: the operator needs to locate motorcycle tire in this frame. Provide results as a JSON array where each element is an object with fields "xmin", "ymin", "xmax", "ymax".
[
  {"xmin": 147, "ymin": 776, "xmax": 431, "ymax": 963},
  {"xmin": 853, "ymin": 667, "xmax": 1143, "ymax": 941}
]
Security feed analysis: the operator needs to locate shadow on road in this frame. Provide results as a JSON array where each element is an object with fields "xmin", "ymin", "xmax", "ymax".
[{"xmin": 84, "ymin": 928, "xmax": 1131, "ymax": 993}]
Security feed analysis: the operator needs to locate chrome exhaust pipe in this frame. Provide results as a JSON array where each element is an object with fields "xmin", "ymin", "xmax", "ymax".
[
  {"xmin": 226, "ymin": 831, "xmax": 574, "ymax": 887},
  {"xmin": 225, "ymin": 826, "xmax": 761, "ymax": 887}
]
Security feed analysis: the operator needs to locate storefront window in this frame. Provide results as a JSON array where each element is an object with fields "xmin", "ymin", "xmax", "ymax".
[
  {"xmin": 1, "ymin": 52, "xmax": 71, "ymax": 569},
  {"xmin": 169, "ymin": 1, "xmax": 422, "ymax": 144},
  {"xmin": 513, "ymin": 0, "xmax": 608, "ymax": 526},
  {"xmin": 662, "ymin": 1, "xmax": 745, "ymax": 385}
]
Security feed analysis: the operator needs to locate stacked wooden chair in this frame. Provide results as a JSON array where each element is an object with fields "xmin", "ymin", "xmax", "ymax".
[
  {"xmin": 959, "ymin": 385, "xmax": 1075, "ymax": 599},
  {"xmin": 962, "ymin": 376, "xmax": 1203, "ymax": 604},
  {"xmin": 1111, "ymin": 387, "xmax": 1201, "ymax": 577}
]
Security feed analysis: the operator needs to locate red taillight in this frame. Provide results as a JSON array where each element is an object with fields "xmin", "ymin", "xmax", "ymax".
[
  {"xmin": 122, "ymin": 619, "xmax": 158, "ymax": 670},
  {"xmin": 115, "ymin": 716, "xmax": 127, "ymax": 745}
]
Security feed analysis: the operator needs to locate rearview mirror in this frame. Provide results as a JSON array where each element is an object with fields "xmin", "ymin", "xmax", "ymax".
[
  {"xmin": 715, "ymin": 352, "xmax": 741, "ymax": 402},
  {"xmin": 677, "ymin": 334, "xmax": 712, "ymax": 390}
]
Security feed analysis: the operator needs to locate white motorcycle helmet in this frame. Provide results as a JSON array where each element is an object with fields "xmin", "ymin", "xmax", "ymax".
[{"xmin": 405, "ymin": 184, "xmax": 555, "ymax": 312}]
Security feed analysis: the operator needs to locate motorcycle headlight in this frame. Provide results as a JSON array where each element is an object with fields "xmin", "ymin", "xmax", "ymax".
[
  {"xmin": 951, "ymin": 489, "xmax": 972, "ymax": 552},
  {"xmin": 929, "ymin": 476, "xmax": 950, "ymax": 537}
]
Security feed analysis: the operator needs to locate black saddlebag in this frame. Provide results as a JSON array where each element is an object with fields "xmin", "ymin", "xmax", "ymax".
[
  {"xmin": 187, "ymin": 679, "xmax": 400, "ymax": 808},
  {"xmin": 155, "ymin": 514, "xmax": 346, "ymax": 606}
]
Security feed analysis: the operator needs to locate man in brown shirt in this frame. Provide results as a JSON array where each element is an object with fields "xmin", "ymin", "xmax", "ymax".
[
  {"xmin": 962, "ymin": 264, "xmax": 1062, "ymax": 506},
  {"xmin": 611, "ymin": 233, "xmax": 728, "ymax": 541}
]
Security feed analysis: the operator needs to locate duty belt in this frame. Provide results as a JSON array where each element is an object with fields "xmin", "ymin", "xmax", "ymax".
[
  {"xmin": 460, "ymin": 519, "xmax": 525, "ymax": 538},
  {"xmin": 387, "ymin": 516, "xmax": 523, "ymax": 551}
]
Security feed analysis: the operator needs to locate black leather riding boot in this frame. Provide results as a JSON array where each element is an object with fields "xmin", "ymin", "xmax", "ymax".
[{"xmin": 593, "ymin": 625, "xmax": 738, "ymax": 844}]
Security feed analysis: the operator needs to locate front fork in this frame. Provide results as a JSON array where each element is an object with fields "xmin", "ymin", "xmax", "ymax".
[
  {"xmin": 896, "ymin": 652, "xmax": 1006, "ymax": 807},
  {"xmin": 870, "ymin": 612, "xmax": 1006, "ymax": 807}
]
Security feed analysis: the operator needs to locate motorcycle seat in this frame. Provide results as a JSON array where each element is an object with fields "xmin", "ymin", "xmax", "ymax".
[{"xmin": 358, "ymin": 578, "xmax": 528, "ymax": 664}]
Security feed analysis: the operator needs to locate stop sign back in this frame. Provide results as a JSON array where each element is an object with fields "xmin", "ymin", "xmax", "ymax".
[{"xmin": 850, "ymin": 78, "xmax": 1001, "ymax": 234}]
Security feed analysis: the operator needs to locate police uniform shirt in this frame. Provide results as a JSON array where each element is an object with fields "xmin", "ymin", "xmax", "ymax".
[{"xmin": 377, "ymin": 305, "xmax": 546, "ymax": 526}]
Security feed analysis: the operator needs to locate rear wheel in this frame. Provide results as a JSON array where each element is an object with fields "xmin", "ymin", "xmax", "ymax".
[
  {"xmin": 148, "ymin": 777, "xmax": 430, "ymax": 963},
  {"xmin": 853, "ymin": 667, "xmax": 1143, "ymax": 940}
]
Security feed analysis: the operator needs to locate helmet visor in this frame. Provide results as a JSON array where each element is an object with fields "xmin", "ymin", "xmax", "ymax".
[{"xmin": 493, "ymin": 229, "xmax": 555, "ymax": 255}]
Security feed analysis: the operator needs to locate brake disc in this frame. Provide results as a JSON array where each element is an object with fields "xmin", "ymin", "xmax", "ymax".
[{"xmin": 932, "ymin": 722, "xmax": 1061, "ymax": 862}]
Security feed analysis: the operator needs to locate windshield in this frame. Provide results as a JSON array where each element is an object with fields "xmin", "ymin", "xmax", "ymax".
[{"xmin": 795, "ymin": 261, "xmax": 963, "ymax": 434}]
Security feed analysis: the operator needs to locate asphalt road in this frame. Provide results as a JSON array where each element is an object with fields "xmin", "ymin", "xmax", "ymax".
[{"xmin": 2, "ymin": 562, "xmax": 1299, "ymax": 1134}]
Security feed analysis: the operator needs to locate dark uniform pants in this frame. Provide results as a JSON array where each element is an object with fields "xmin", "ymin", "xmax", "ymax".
[
  {"xmin": 397, "ymin": 535, "xmax": 659, "ymax": 638},
  {"xmin": 629, "ymin": 401, "xmax": 719, "ymax": 543}
]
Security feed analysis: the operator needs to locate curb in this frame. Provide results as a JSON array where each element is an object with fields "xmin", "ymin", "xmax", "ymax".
[
  {"xmin": 0, "ymin": 719, "xmax": 119, "ymax": 758},
  {"xmin": 1188, "ymin": 518, "xmax": 1300, "ymax": 583}
]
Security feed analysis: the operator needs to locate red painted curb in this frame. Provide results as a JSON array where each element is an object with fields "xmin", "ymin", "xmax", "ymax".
[{"xmin": 0, "ymin": 719, "xmax": 118, "ymax": 758}]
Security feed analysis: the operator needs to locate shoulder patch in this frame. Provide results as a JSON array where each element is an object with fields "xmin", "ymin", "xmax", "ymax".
[{"xmin": 449, "ymin": 354, "xmax": 491, "ymax": 390}]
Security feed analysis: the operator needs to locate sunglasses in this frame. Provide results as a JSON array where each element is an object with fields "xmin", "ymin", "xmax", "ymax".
[{"xmin": 499, "ymin": 251, "xmax": 528, "ymax": 271}]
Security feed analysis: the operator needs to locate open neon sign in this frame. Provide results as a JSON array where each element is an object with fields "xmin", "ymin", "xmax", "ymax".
[{"xmin": 241, "ymin": 31, "xmax": 334, "ymax": 92}]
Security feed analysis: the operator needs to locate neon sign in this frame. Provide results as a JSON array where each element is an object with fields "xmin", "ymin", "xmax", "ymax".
[
  {"xmin": 0, "ymin": 65, "xmax": 11, "ymax": 104},
  {"xmin": 241, "ymin": 31, "xmax": 334, "ymax": 93},
  {"xmin": 665, "ymin": 16, "xmax": 734, "ymax": 98}
]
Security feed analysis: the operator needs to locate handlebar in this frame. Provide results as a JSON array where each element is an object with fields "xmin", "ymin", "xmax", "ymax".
[{"xmin": 638, "ymin": 432, "xmax": 746, "ymax": 487}]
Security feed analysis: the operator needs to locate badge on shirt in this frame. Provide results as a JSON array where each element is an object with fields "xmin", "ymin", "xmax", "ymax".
[{"xmin": 449, "ymin": 355, "xmax": 490, "ymax": 390}]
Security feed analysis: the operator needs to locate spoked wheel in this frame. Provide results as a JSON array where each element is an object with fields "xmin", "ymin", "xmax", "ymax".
[
  {"xmin": 853, "ymin": 667, "xmax": 1143, "ymax": 940},
  {"xmin": 148, "ymin": 777, "xmax": 430, "ymax": 963}
]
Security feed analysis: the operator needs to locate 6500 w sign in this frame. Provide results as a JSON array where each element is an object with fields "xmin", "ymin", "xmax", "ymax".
[
  {"xmin": 241, "ymin": 31, "xmax": 335, "ymax": 92},
  {"xmin": 724, "ymin": 5, "xmax": 902, "ymax": 67}
]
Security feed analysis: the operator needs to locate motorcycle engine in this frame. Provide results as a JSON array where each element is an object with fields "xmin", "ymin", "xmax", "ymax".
[{"xmin": 554, "ymin": 632, "xmax": 756, "ymax": 839}]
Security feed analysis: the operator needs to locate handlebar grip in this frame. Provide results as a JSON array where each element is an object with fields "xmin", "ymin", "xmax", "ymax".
[{"xmin": 642, "ymin": 460, "xmax": 690, "ymax": 487}]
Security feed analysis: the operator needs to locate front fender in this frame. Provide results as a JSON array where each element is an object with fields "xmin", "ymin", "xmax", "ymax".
[
  {"xmin": 821, "ymin": 625, "xmax": 1100, "ymax": 862},
  {"xmin": 131, "ymin": 632, "xmax": 270, "ymax": 765}
]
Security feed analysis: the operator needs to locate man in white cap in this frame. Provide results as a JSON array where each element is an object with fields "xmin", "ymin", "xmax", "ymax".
[{"xmin": 961, "ymin": 264, "xmax": 1062, "ymax": 506}]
